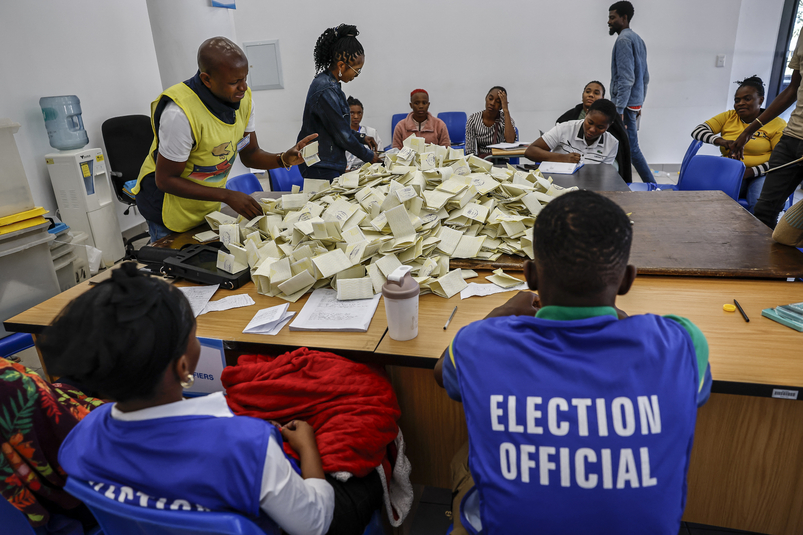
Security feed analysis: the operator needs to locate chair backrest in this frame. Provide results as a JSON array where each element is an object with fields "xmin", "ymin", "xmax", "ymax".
[
  {"xmin": 391, "ymin": 113, "xmax": 407, "ymax": 142},
  {"xmin": 678, "ymin": 139, "xmax": 703, "ymax": 184},
  {"xmin": 268, "ymin": 166, "xmax": 304, "ymax": 192},
  {"xmin": 0, "ymin": 496, "xmax": 36, "ymax": 534},
  {"xmin": 101, "ymin": 115, "xmax": 154, "ymax": 206},
  {"xmin": 225, "ymin": 173, "xmax": 263, "ymax": 195},
  {"xmin": 64, "ymin": 478, "xmax": 269, "ymax": 535},
  {"xmin": 677, "ymin": 155, "xmax": 745, "ymax": 200},
  {"xmin": 437, "ymin": 112, "xmax": 467, "ymax": 146}
]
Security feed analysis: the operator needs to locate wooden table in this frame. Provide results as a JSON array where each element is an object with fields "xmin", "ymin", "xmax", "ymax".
[
  {"xmin": 453, "ymin": 191, "xmax": 803, "ymax": 279},
  {"xmin": 7, "ymin": 238, "xmax": 803, "ymax": 531}
]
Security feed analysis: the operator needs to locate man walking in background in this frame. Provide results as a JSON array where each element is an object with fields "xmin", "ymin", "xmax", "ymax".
[{"xmin": 609, "ymin": 1, "xmax": 654, "ymax": 183}]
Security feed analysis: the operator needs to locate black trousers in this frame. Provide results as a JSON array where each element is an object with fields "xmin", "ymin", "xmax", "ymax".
[
  {"xmin": 324, "ymin": 470, "xmax": 384, "ymax": 535},
  {"xmin": 754, "ymin": 134, "xmax": 803, "ymax": 228}
]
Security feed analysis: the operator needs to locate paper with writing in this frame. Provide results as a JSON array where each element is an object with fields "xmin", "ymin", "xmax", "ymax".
[
  {"xmin": 290, "ymin": 288, "xmax": 381, "ymax": 332},
  {"xmin": 178, "ymin": 285, "xmax": 219, "ymax": 317}
]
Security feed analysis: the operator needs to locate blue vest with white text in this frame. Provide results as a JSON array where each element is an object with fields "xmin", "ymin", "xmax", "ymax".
[
  {"xmin": 452, "ymin": 313, "xmax": 699, "ymax": 535},
  {"xmin": 58, "ymin": 403, "xmax": 280, "ymax": 532}
]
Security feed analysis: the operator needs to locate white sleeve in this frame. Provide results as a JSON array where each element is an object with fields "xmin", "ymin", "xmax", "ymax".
[
  {"xmin": 245, "ymin": 98, "xmax": 256, "ymax": 133},
  {"xmin": 366, "ymin": 126, "xmax": 382, "ymax": 150},
  {"xmin": 603, "ymin": 135, "xmax": 619, "ymax": 165},
  {"xmin": 541, "ymin": 123, "xmax": 564, "ymax": 152},
  {"xmin": 259, "ymin": 436, "xmax": 334, "ymax": 535},
  {"xmin": 158, "ymin": 102, "xmax": 194, "ymax": 162}
]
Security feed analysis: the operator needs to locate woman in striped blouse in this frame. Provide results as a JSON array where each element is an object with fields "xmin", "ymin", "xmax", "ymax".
[
  {"xmin": 690, "ymin": 76, "xmax": 786, "ymax": 213},
  {"xmin": 465, "ymin": 86, "xmax": 517, "ymax": 157}
]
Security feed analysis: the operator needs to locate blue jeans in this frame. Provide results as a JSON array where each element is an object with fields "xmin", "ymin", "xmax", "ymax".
[
  {"xmin": 623, "ymin": 109, "xmax": 654, "ymax": 183},
  {"xmin": 146, "ymin": 219, "xmax": 173, "ymax": 242},
  {"xmin": 740, "ymin": 175, "xmax": 765, "ymax": 214}
]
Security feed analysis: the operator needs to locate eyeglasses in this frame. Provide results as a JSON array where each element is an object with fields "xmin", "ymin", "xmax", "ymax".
[{"xmin": 347, "ymin": 64, "xmax": 361, "ymax": 77}]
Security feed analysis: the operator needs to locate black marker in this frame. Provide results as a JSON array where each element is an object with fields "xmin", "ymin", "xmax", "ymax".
[{"xmin": 734, "ymin": 299, "xmax": 749, "ymax": 322}]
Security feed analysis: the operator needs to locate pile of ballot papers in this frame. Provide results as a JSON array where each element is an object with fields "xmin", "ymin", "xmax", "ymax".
[{"xmin": 205, "ymin": 134, "xmax": 577, "ymax": 301}]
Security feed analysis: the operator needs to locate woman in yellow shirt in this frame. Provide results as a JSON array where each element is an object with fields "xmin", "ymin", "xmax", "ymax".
[{"xmin": 691, "ymin": 76, "xmax": 786, "ymax": 213}]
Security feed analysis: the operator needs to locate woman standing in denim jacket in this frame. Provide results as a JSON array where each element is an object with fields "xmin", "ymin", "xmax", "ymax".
[{"xmin": 298, "ymin": 24, "xmax": 379, "ymax": 181}]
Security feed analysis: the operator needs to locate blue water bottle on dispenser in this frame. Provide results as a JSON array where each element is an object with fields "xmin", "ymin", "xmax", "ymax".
[{"xmin": 39, "ymin": 95, "xmax": 89, "ymax": 150}]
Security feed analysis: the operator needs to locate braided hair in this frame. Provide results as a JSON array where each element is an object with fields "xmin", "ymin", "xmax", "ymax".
[
  {"xmin": 39, "ymin": 262, "xmax": 195, "ymax": 402},
  {"xmin": 735, "ymin": 75, "xmax": 765, "ymax": 98},
  {"xmin": 313, "ymin": 24, "xmax": 364, "ymax": 73},
  {"xmin": 534, "ymin": 190, "xmax": 632, "ymax": 296}
]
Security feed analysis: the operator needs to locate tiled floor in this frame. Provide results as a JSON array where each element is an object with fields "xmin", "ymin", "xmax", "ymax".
[{"xmin": 14, "ymin": 346, "xmax": 44, "ymax": 378}]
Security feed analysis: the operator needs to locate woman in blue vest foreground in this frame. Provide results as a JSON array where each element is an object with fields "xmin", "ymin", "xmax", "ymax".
[
  {"xmin": 39, "ymin": 263, "xmax": 334, "ymax": 535},
  {"xmin": 435, "ymin": 190, "xmax": 712, "ymax": 535},
  {"xmin": 298, "ymin": 24, "xmax": 380, "ymax": 181}
]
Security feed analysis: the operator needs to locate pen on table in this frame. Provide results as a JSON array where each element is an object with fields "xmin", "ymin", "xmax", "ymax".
[
  {"xmin": 444, "ymin": 306, "xmax": 458, "ymax": 330},
  {"xmin": 733, "ymin": 299, "xmax": 749, "ymax": 322}
]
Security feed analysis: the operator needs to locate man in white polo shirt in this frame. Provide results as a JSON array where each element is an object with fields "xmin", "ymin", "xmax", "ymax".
[{"xmin": 525, "ymin": 99, "xmax": 620, "ymax": 165}]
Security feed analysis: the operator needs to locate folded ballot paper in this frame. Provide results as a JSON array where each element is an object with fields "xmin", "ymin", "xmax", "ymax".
[
  {"xmin": 302, "ymin": 141, "xmax": 320, "ymax": 166},
  {"xmin": 243, "ymin": 304, "xmax": 296, "ymax": 335},
  {"xmin": 219, "ymin": 132, "xmax": 578, "ymax": 305}
]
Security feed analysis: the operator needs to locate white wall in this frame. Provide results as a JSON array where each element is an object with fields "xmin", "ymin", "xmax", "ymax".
[
  {"xmin": 0, "ymin": 0, "xmax": 161, "ymax": 231},
  {"xmin": 233, "ymin": 0, "xmax": 785, "ymax": 166},
  {"xmin": 0, "ymin": 0, "xmax": 789, "ymax": 230}
]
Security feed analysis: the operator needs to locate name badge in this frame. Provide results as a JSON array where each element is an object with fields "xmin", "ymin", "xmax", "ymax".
[{"xmin": 236, "ymin": 135, "xmax": 251, "ymax": 152}]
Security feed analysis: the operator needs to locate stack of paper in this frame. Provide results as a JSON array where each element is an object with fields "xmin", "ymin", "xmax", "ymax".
[{"xmin": 207, "ymin": 133, "xmax": 578, "ymax": 302}]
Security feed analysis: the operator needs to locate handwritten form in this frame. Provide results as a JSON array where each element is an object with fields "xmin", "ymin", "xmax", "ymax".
[
  {"xmin": 178, "ymin": 285, "xmax": 219, "ymax": 317},
  {"xmin": 290, "ymin": 288, "xmax": 381, "ymax": 332}
]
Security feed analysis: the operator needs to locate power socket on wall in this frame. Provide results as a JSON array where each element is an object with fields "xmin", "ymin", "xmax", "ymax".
[{"xmin": 716, "ymin": 54, "xmax": 726, "ymax": 68}]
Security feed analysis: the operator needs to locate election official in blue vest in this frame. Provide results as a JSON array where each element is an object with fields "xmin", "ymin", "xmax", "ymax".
[{"xmin": 435, "ymin": 190, "xmax": 712, "ymax": 535}]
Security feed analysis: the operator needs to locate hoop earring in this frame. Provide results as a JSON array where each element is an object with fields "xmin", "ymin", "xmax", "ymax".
[{"xmin": 180, "ymin": 374, "xmax": 195, "ymax": 389}]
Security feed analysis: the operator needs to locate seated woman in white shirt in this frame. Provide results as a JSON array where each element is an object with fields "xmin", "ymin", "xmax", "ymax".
[
  {"xmin": 345, "ymin": 96, "xmax": 382, "ymax": 170},
  {"xmin": 525, "ymin": 99, "xmax": 619, "ymax": 165},
  {"xmin": 39, "ymin": 263, "xmax": 344, "ymax": 535}
]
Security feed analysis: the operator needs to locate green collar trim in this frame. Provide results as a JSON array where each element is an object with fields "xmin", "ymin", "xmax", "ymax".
[{"xmin": 534, "ymin": 305, "xmax": 618, "ymax": 321}]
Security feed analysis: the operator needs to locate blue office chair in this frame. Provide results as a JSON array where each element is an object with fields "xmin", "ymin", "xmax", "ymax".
[
  {"xmin": 677, "ymin": 155, "xmax": 745, "ymax": 201},
  {"xmin": 0, "ymin": 495, "xmax": 102, "ymax": 535},
  {"xmin": 268, "ymin": 166, "xmax": 304, "ymax": 192},
  {"xmin": 0, "ymin": 497, "xmax": 40, "ymax": 535},
  {"xmin": 385, "ymin": 113, "xmax": 408, "ymax": 150},
  {"xmin": 459, "ymin": 486, "xmax": 482, "ymax": 535},
  {"xmin": 64, "ymin": 478, "xmax": 270, "ymax": 535},
  {"xmin": 438, "ymin": 112, "xmax": 467, "ymax": 148},
  {"xmin": 678, "ymin": 139, "xmax": 703, "ymax": 184},
  {"xmin": 508, "ymin": 127, "xmax": 520, "ymax": 165},
  {"xmin": 0, "ymin": 332, "xmax": 34, "ymax": 358},
  {"xmin": 738, "ymin": 192, "xmax": 795, "ymax": 212},
  {"xmin": 225, "ymin": 173, "xmax": 263, "ymax": 195}
]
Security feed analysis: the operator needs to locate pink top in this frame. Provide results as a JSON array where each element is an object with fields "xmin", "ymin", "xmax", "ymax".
[{"xmin": 392, "ymin": 112, "xmax": 451, "ymax": 149}]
